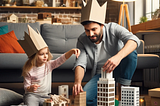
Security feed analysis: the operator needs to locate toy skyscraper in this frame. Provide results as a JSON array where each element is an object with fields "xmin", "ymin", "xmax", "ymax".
[
  {"xmin": 121, "ymin": 86, "xmax": 139, "ymax": 106},
  {"xmin": 97, "ymin": 68, "xmax": 115, "ymax": 106}
]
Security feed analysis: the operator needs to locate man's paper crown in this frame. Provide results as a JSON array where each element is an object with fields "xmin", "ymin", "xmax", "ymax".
[
  {"xmin": 81, "ymin": 0, "xmax": 107, "ymax": 24},
  {"xmin": 18, "ymin": 25, "xmax": 48, "ymax": 57}
]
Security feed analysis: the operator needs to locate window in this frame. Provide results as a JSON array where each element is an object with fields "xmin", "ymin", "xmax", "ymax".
[
  {"xmin": 146, "ymin": 0, "xmax": 159, "ymax": 20},
  {"xmin": 134, "ymin": 0, "xmax": 159, "ymax": 24}
]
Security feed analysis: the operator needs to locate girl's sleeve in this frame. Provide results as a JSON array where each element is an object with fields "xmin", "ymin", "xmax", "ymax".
[
  {"xmin": 50, "ymin": 54, "xmax": 67, "ymax": 70},
  {"xmin": 23, "ymin": 73, "xmax": 32, "ymax": 91}
]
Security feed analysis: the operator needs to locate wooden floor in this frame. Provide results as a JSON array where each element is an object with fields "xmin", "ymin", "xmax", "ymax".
[
  {"xmin": 115, "ymin": 95, "xmax": 151, "ymax": 106},
  {"xmin": 135, "ymin": 84, "xmax": 152, "ymax": 106},
  {"xmin": 142, "ymin": 95, "xmax": 151, "ymax": 106}
]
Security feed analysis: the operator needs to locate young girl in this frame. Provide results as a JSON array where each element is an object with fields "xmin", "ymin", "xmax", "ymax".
[{"xmin": 22, "ymin": 47, "xmax": 80, "ymax": 106}]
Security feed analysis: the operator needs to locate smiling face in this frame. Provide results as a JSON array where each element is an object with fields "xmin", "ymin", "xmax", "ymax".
[
  {"xmin": 84, "ymin": 22, "xmax": 104, "ymax": 44},
  {"xmin": 36, "ymin": 47, "xmax": 49, "ymax": 67}
]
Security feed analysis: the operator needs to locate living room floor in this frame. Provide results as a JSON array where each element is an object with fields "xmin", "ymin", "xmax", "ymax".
[
  {"xmin": 127, "ymin": 83, "xmax": 151, "ymax": 106},
  {"xmin": 113, "ymin": 81, "xmax": 152, "ymax": 106},
  {"xmin": 140, "ymin": 86, "xmax": 151, "ymax": 106}
]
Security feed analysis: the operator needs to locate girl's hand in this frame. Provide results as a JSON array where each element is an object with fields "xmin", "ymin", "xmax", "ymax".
[
  {"xmin": 72, "ymin": 48, "xmax": 80, "ymax": 58},
  {"xmin": 65, "ymin": 48, "xmax": 80, "ymax": 59},
  {"xmin": 27, "ymin": 84, "xmax": 40, "ymax": 92}
]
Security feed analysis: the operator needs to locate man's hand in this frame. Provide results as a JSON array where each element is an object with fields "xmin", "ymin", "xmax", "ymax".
[
  {"xmin": 102, "ymin": 55, "xmax": 122, "ymax": 73},
  {"xmin": 73, "ymin": 66, "xmax": 84, "ymax": 97},
  {"xmin": 103, "ymin": 40, "xmax": 138, "ymax": 73},
  {"xmin": 72, "ymin": 83, "xmax": 83, "ymax": 98}
]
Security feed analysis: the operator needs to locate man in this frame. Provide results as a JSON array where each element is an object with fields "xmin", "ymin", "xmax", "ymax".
[{"xmin": 72, "ymin": 0, "xmax": 140, "ymax": 106}]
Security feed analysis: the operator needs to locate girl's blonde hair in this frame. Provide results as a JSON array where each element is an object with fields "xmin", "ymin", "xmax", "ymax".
[{"xmin": 22, "ymin": 47, "xmax": 53, "ymax": 77}]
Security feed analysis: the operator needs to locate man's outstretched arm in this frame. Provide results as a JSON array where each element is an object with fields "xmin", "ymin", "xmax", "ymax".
[{"xmin": 72, "ymin": 66, "xmax": 85, "ymax": 97}]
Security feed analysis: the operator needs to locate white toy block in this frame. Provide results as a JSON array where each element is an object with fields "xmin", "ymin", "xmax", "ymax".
[
  {"xmin": 58, "ymin": 85, "xmax": 69, "ymax": 98},
  {"xmin": 100, "ymin": 68, "xmax": 114, "ymax": 81},
  {"xmin": 121, "ymin": 86, "xmax": 139, "ymax": 106},
  {"xmin": 101, "ymin": 69, "xmax": 112, "ymax": 79}
]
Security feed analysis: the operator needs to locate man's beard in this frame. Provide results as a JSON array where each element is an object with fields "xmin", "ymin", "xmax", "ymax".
[{"xmin": 88, "ymin": 30, "xmax": 102, "ymax": 43}]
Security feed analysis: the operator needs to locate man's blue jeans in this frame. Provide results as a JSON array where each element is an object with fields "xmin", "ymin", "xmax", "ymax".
[{"xmin": 83, "ymin": 50, "xmax": 137, "ymax": 106}]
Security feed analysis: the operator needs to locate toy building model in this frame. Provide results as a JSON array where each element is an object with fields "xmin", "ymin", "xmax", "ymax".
[
  {"xmin": 97, "ymin": 68, "xmax": 115, "ymax": 106},
  {"xmin": 43, "ymin": 94, "xmax": 70, "ymax": 106},
  {"xmin": 7, "ymin": 14, "xmax": 18, "ymax": 23},
  {"xmin": 58, "ymin": 85, "xmax": 69, "ymax": 98},
  {"xmin": 74, "ymin": 91, "xmax": 86, "ymax": 106},
  {"xmin": 121, "ymin": 86, "xmax": 139, "ymax": 106}
]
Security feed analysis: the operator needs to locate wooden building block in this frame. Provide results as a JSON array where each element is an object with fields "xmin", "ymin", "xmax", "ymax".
[{"xmin": 74, "ymin": 91, "xmax": 86, "ymax": 106}]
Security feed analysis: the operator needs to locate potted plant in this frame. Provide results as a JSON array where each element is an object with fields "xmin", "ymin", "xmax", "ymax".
[{"xmin": 139, "ymin": 16, "xmax": 148, "ymax": 23}]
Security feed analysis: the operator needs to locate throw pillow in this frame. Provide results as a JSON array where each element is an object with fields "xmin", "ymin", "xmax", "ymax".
[
  {"xmin": 0, "ymin": 25, "xmax": 8, "ymax": 35},
  {"xmin": 0, "ymin": 31, "xmax": 25, "ymax": 53},
  {"xmin": 0, "ymin": 88, "xmax": 23, "ymax": 106}
]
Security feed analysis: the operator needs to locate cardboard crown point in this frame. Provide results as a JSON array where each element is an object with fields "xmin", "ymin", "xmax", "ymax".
[
  {"xmin": 18, "ymin": 25, "xmax": 48, "ymax": 57},
  {"xmin": 81, "ymin": 0, "xmax": 107, "ymax": 24}
]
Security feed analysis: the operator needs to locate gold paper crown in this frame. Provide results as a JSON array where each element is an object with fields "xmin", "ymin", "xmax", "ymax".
[
  {"xmin": 81, "ymin": 0, "xmax": 107, "ymax": 24},
  {"xmin": 18, "ymin": 25, "xmax": 48, "ymax": 57}
]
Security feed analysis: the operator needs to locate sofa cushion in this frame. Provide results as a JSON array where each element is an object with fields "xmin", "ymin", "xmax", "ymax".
[
  {"xmin": 0, "ymin": 88, "xmax": 23, "ymax": 106},
  {"xmin": 0, "ymin": 31, "xmax": 25, "ymax": 53},
  {"xmin": 0, "ymin": 53, "xmax": 28, "ymax": 69},
  {"xmin": 0, "ymin": 22, "xmax": 40, "ymax": 39},
  {"xmin": 0, "ymin": 25, "xmax": 8, "ymax": 35},
  {"xmin": 41, "ymin": 24, "xmax": 85, "ymax": 53}
]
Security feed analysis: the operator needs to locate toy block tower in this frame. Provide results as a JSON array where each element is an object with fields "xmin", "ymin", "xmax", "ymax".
[
  {"xmin": 121, "ymin": 86, "xmax": 139, "ymax": 106},
  {"xmin": 97, "ymin": 68, "xmax": 115, "ymax": 106},
  {"xmin": 74, "ymin": 91, "xmax": 86, "ymax": 106},
  {"xmin": 58, "ymin": 85, "xmax": 69, "ymax": 98}
]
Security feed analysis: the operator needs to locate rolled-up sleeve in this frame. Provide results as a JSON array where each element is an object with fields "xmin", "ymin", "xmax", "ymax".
[{"xmin": 111, "ymin": 23, "xmax": 140, "ymax": 48}]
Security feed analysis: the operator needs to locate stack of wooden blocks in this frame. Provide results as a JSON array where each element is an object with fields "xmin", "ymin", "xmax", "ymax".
[{"xmin": 74, "ymin": 91, "xmax": 86, "ymax": 106}]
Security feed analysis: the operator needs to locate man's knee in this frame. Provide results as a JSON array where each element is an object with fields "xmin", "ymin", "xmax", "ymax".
[
  {"xmin": 122, "ymin": 50, "xmax": 137, "ymax": 67},
  {"xmin": 127, "ymin": 50, "xmax": 137, "ymax": 60}
]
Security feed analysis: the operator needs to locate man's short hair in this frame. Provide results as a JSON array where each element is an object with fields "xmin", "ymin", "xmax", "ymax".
[{"xmin": 81, "ymin": 21, "xmax": 102, "ymax": 26}]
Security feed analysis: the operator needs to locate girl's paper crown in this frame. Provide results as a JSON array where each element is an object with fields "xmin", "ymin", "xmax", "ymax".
[{"xmin": 18, "ymin": 25, "xmax": 48, "ymax": 57}]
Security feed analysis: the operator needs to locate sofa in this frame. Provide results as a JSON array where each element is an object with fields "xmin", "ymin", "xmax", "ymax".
[{"xmin": 0, "ymin": 22, "xmax": 159, "ymax": 105}]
